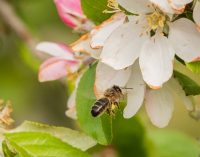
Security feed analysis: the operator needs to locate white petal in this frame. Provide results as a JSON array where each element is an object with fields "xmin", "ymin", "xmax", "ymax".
[
  {"xmin": 65, "ymin": 106, "xmax": 77, "ymax": 119},
  {"xmin": 36, "ymin": 42, "xmax": 75, "ymax": 60},
  {"xmin": 167, "ymin": 78, "xmax": 193, "ymax": 111},
  {"xmin": 90, "ymin": 13, "xmax": 126, "ymax": 48},
  {"xmin": 169, "ymin": 18, "xmax": 200, "ymax": 62},
  {"xmin": 149, "ymin": 0, "xmax": 174, "ymax": 13},
  {"xmin": 67, "ymin": 89, "xmax": 76, "ymax": 108},
  {"xmin": 101, "ymin": 21, "xmax": 149, "ymax": 70},
  {"xmin": 123, "ymin": 61, "xmax": 146, "ymax": 118},
  {"xmin": 67, "ymin": 74, "xmax": 82, "ymax": 107},
  {"xmin": 139, "ymin": 35, "xmax": 175, "ymax": 89},
  {"xmin": 145, "ymin": 86, "xmax": 174, "ymax": 128},
  {"xmin": 168, "ymin": 0, "xmax": 192, "ymax": 14},
  {"xmin": 116, "ymin": 0, "xmax": 152, "ymax": 14},
  {"xmin": 194, "ymin": 1, "xmax": 200, "ymax": 27},
  {"xmin": 71, "ymin": 34, "xmax": 101, "ymax": 59},
  {"xmin": 171, "ymin": 0, "xmax": 192, "ymax": 5},
  {"xmin": 66, "ymin": 74, "xmax": 83, "ymax": 119},
  {"xmin": 66, "ymin": 89, "xmax": 77, "ymax": 119},
  {"xmin": 94, "ymin": 62, "xmax": 131, "ymax": 98}
]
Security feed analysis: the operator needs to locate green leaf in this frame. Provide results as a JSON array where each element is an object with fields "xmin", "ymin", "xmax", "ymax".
[
  {"xmin": 76, "ymin": 64, "xmax": 112, "ymax": 145},
  {"xmin": 4, "ymin": 132, "xmax": 91, "ymax": 157},
  {"xmin": 149, "ymin": 130, "xmax": 200, "ymax": 157},
  {"xmin": 2, "ymin": 140, "xmax": 17, "ymax": 157},
  {"xmin": 112, "ymin": 113, "xmax": 147, "ymax": 157},
  {"xmin": 186, "ymin": 61, "xmax": 200, "ymax": 73},
  {"xmin": 11, "ymin": 121, "xmax": 96, "ymax": 151},
  {"xmin": 174, "ymin": 70, "xmax": 200, "ymax": 96},
  {"xmin": 81, "ymin": 0, "xmax": 112, "ymax": 24}
]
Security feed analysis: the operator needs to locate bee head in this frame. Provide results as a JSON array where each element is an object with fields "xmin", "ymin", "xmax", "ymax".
[{"xmin": 113, "ymin": 85, "xmax": 122, "ymax": 94}]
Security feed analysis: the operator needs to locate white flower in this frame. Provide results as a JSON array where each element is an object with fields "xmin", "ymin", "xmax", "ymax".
[
  {"xmin": 95, "ymin": 61, "xmax": 193, "ymax": 128},
  {"xmin": 67, "ymin": 0, "xmax": 197, "ymax": 127},
  {"xmin": 88, "ymin": 0, "xmax": 200, "ymax": 89}
]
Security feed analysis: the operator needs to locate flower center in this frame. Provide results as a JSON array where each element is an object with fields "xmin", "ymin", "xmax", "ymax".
[{"xmin": 146, "ymin": 11, "xmax": 166, "ymax": 30}]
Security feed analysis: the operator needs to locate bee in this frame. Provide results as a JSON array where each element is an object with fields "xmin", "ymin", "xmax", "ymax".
[{"xmin": 91, "ymin": 85, "xmax": 124, "ymax": 117}]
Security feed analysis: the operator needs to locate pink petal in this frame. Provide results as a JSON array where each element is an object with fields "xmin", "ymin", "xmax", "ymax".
[
  {"xmin": 36, "ymin": 42, "xmax": 75, "ymax": 60},
  {"xmin": 39, "ymin": 57, "xmax": 79, "ymax": 82},
  {"xmin": 54, "ymin": 0, "xmax": 83, "ymax": 16},
  {"xmin": 54, "ymin": 0, "xmax": 84, "ymax": 28}
]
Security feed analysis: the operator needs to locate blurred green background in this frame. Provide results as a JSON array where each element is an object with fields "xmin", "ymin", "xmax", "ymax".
[
  {"xmin": 0, "ymin": 0, "xmax": 199, "ymax": 140},
  {"xmin": 0, "ymin": 0, "xmax": 79, "ymax": 127}
]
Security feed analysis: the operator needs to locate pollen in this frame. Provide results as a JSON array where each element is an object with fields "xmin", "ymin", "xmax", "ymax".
[
  {"xmin": 111, "ymin": 103, "xmax": 116, "ymax": 110},
  {"xmin": 146, "ymin": 11, "xmax": 166, "ymax": 30}
]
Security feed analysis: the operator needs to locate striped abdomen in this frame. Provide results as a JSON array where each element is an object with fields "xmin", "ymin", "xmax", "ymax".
[{"xmin": 91, "ymin": 98, "xmax": 109, "ymax": 117}]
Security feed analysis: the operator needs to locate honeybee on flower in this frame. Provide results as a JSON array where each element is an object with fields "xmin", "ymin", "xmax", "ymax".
[
  {"xmin": 94, "ymin": 61, "xmax": 193, "ymax": 128},
  {"xmin": 36, "ymin": 0, "xmax": 199, "ymax": 128},
  {"xmin": 68, "ymin": 0, "xmax": 199, "ymax": 127}
]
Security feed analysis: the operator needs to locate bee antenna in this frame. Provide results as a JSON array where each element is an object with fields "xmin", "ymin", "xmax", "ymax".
[{"xmin": 120, "ymin": 87, "xmax": 133, "ymax": 89}]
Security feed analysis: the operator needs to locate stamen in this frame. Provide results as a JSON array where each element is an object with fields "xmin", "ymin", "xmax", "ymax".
[
  {"xmin": 146, "ymin": 11, "xmax": 166, "ymax": 31},
  {"xmin": 103, "ymin": 0, "xmax": 121, "ymax": 14}
]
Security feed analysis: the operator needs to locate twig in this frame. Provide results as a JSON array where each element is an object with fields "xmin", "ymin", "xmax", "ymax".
[{"xmin": 0, "ymin": 0, "xmax": 43, "ymax": 58}]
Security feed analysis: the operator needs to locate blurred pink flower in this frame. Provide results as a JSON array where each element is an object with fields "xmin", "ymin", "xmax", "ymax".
[
  {"xmin": 36, "ymin": 42, "xmax": 80, "ymax": 82},
  {"xmin": 54, "ymin": 0, "xmax": 93, "ymax": 31}
]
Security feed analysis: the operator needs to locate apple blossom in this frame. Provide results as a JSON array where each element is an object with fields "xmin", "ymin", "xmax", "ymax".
[
  {"xmin": 86, "ymin": 0, "xmax": 200, "ymax": 89},
  {"xmin": 36, "ymin": 42, "xmax": 80, "ymax": 82}
]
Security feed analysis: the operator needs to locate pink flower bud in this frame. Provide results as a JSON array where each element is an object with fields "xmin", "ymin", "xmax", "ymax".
[
  {"xmin": 54, "ymin": 0, "xmax": 93, "ymax": 31},
  {"xmin": 36, "ymin": 42, "xmax": 80, "ymax": 82}
]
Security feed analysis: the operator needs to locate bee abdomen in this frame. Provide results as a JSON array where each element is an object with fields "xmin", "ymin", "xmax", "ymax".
[{"xmin": 91, "ymin": 98, "xmax": 109, "ymax": 117}]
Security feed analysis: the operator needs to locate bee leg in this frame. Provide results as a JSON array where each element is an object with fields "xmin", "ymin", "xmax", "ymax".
[
  {"xmin": 106, "ymin": 108, "xmax": 111, "ymax": 115},
  {"xmin": 114, "ymin": 102, "xmax": 120, "ymax": 109},
  {"xmin": 111, "ymin": 110, "xmax": 115, "ymax": 114}
]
